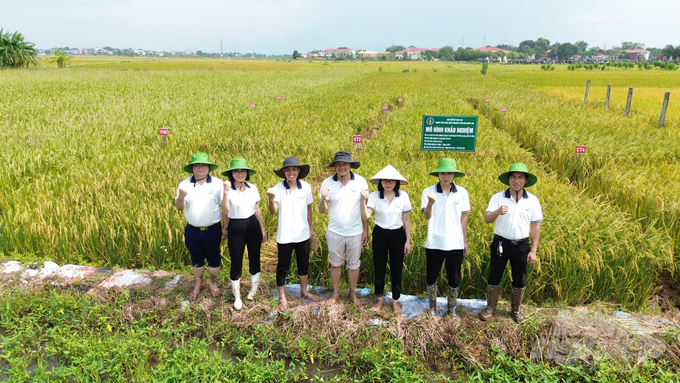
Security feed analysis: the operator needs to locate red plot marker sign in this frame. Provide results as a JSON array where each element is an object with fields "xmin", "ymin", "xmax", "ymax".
[
  {"xmin": 485, "ymin": 98, "xmax": 490, "ymax": 103},
  {"xmin": 250, "ymin": 103, "xmax": 256, "ymax": 108},
  {"xmin": 485, "ymin": 98, "xmax": 490, "ymax": 114},
  {"xmin": 574, "ymin": 146, "xmax": 587, "ymax": 183},
  {"xmin": 382, "ymin": 105, "xmax": 389, "ymax": 111},
  {"xmin": 159, "ymin": 128, "xmax": 169, "ymax": 136},
  {"xmin": 353, "ymin": 135, "xmax": 363, "ymax": 144},
  {"xmin": 277, "ymin": 95, "xmax": 283, "ymax": 101},
  {"xmin": 398, "ymin": 97, "xmax": 403, "ymax": 103},
  {"xmin": 501, "ymin": 107, "xmax": 508, "ymax": 113}
]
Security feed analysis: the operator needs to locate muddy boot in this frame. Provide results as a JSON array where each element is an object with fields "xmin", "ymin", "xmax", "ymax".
[
  {"xmin": 231, "ymin": 280, "xmax": 243, "ymax": 310},
  {"xmin": 446, "ymin": 286, "xmax": 458, "ymax": 317},
  {"xmin": 479, "ymin": 285, "xmax": 500, "ymax": 321},
  {"xmin": 247, "ymin": 272, "xmax": 261, "ymax": 301},
  {"xmin": 427, "ymin": 284, "xmax": 437, "ymax": 316},
  {"xmin": 510, "ymin": 286, "xmax": 525, "ymax": 324}
]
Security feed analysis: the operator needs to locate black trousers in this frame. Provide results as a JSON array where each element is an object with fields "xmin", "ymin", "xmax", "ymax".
[
  {"xmin": 426, "ymin": 248, "xmax": 464, "ymax": 288},
  {"xmin": 227, "ymin": 214, "xmax": 262, "ymax": 281},
  {"xmin": 276, "ymin": 239, "xmax": 310, "ymax": 286},
  {"xmin": 487, "ymin": 235, "xmax": 529, "ymax": 288},
  {"xmin": 372, "ymin": 225, "xmax": 406, "ymax": 300}
]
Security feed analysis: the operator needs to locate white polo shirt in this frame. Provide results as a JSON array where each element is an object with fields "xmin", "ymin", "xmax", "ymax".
[
  {"xmin": 272, "ymin": 180, "xmax": 313, "ymax": 244},
  {"xmin": 486, "ymin": 189, "xmax": 543, "ymax": 240},
  {"xmin": 175, "ymin": 175, "xmax": 224, "ymax": 227},
  {"xmin": 227, "ymin": 183, "xmax": 261, "ymax": 219},
  {"xmin": 421, "ymin": 183, "xmax": 470, "ymax": 251},
  {"xmin": 367, "ymin": 190, "xmax": 412, "ymax": 230},
  {"xmin": 320, "ymin": 173, "xmax": 368, "ymax": 237}
]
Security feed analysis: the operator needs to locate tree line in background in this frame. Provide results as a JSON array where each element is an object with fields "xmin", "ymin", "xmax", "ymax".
[{"xmin": 2, "ymin": 28, "xmax": 680, "ymax": 68}]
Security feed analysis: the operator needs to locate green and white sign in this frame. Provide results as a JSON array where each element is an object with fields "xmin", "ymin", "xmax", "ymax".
[{"xmin": 421, "ymin": 115, "xmax": 478, "ymax": 152}]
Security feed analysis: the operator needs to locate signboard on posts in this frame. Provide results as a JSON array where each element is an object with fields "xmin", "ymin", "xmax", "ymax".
[
  {"xmin": 421, "ymin": 115, "xmax": 478, "ymax": 152},
  {"xmin": 575, "ymin": 146, "xmax": 587, "ymax": 153}
]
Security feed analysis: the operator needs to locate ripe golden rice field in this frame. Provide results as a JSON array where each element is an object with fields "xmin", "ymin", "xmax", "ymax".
[{"xmin": 1, "ymin": 57, "xmax": 678, "ymax": 308}]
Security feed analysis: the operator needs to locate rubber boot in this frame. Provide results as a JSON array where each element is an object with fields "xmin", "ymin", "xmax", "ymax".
[
  {"xmin": 479, "ymin": 285, "xmax": 500, "ymax": 321},
  {"xmin": 447, "ymin": 286, "xmax": 459, "ymax": 317},
  {"xmin": 427, "ymin": 284, "xmax": 437, "ymax": 316},
  {"xmin": 510, "ymin": 286, "xmax": 525, "ymax": 324},
  {"xmin": 247, "ymin": 272, "xmax": 261, "ymax": 301},
  {"xmin": 231, "ymin": 280, "xmax": 243, "ymax": 310}
]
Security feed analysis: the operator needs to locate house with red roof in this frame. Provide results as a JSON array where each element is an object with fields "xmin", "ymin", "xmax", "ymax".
[
  {"xmin": 624, "ymin": 49, "xmax": 650, "ymax": 60},
  {"xmin": 395, "ymin": 47, "xmax": 439, "ymax": 60},
  {"xmin": 473, "ymin": 47, "xmax": 511, "ymax": 53},
  {"xmin": 318, "ymin": 48, "xmax": 356, "ymax": 58}
]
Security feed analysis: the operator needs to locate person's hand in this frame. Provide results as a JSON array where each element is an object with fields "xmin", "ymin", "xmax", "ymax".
[
  {"xmin": 360, "ymin": 189, "xmax": 368, "ymax": 200},
  {"xmin": 178, "ymin": 187, "xmax": 189, "ymax": 198},
  {"xmin": 427, "ymin": 192, "xmax": 436, "ymax": 205},
  {"xmin": 404, "ymin": 242, "xmax": 411, "ymax": 256},
  {"xmin": 223, "ymin": 181, "xmax": 232, "ymax": 191},
  {"xmin": 463, "ymin": 243, "xmax": 469, "ymax": 256},
  {"xmin": 221, "ymin": 227, "xmax": 228, "ymax": 240},
  {"xmin": 498, "ymin": 205, "xmax": 509, "ymax": 215},
  {"xmin": 266, "ymin": 188, "xmax": 276, "ymax": 200},
  {"xmin": 261, "ymin": 231, "xmax": 268, "ymax": 243},
  {"xmin": 361, "ymin": 231, "xmax": 368, "ymax": 246},
  {"xmin": 320, "ymin": 188, "xmax": 330, "ymax": 201},
  {"xmin": 527, "ymin": 251, "xmax": 537, "ymax": 265}
]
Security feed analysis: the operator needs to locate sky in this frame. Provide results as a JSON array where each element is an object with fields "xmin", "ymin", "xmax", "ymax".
[{"xmin": 3, "ymin": 0, "xmax": 679, "ymax": 54}]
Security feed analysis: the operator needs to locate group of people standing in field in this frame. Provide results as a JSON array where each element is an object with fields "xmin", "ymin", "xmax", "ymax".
[{"xmin": 174, "ymin": 150, "xmax": 542, "ymax": 323}]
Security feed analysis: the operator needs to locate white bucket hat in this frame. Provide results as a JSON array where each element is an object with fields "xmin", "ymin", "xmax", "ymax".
[{"xmin": 369, "ymin": 165, "xmax": 409, "ymax": 185}]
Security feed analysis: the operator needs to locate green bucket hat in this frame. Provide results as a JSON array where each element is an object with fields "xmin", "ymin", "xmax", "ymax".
[
  {"xmin": 222, "ymin": 158, "xmax": 257, "ymax": 177},
  {"xmin": 183, "ymin": 152, "xmax": 218, "ymax": 173},
  {"xmin": 498, "ymin": 163, "xmax": 538, "ymax": 187},
  {"xmin": 429, "ymin": 158, "xmax": 465, "ymax": 178}
]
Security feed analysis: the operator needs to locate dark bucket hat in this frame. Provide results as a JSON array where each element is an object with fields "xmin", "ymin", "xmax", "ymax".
[
  {"xmin": 274, "ymin": 157, "xmax": 311, "ymax": 179},
  {"xmin": 325, "ymin": 151, "xmax": 360, "ymax": 169}
]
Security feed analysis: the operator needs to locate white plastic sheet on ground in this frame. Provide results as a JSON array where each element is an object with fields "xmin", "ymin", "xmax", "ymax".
[{"xmin": 278, "ymin": 284, "xmax": 487, "ymax": 319}]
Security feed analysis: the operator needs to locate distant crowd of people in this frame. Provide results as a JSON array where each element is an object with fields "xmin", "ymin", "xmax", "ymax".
[{"xmin": 174, "ymin": 151, "xmax": 542, "ymax": 323}]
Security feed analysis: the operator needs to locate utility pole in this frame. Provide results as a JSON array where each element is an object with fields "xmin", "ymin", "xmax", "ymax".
[
  {"xmin": 220, "ymin": 39, "xmax": 223, "ymax": 58},
  {"xmin": 483, "ymin": 35, "xmax": 486, "ymax": 47}
]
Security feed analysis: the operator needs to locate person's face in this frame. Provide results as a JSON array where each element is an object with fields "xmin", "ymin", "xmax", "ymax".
[
  {"xmin": 335, "ymin": 162, "xmax": 351, "ymax": 177},
  {"xmin": 232, "ymin": 169, "xmax": 248, "ymax": 182},
  {"xmin": 192, "ymin": 163, "xmax": 209, "ymax": 178},
  {"xmin": 283, "ymin": 166, "xmax": 300, "ymax": 182},
  {"xmin": 381, "ymin": 179, "xmax": 396, "ymax": 191},
  {"xmin": 508, "ymin": 172, "xmax": 528, "ymax": 192},
  {"xmin": 438, "ymin": 172, "xmax": 454, "ymax": 184}
]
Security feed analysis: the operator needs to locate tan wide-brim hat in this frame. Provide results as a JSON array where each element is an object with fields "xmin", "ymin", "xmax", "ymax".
[{"xmin": 369, "ymin": 165, "xmax": 408, "ymax": 185}]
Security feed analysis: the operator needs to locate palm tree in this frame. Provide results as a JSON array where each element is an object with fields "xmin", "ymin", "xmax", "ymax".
[
  {"xmin": 0, "ymin": 29, "xmax": 39, "ymax": 68},
  {"xmin": 49, "ymin": 48, "xmax": 73, "ymax": 68}
]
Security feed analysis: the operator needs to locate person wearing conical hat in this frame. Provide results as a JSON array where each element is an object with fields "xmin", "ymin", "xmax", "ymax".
[
  {"xmin": 318, "ymin": 151, "xmax": 369, "ymax": 308},
  {"xmin": 359, "ymin": 165, "xmax": 412, "ymax": 316},
  {"xmin": 175, "ymin": 153, "xmax": 228, "ymax": 301},
  {"xmin": 421, "ymin": 158, "xmax": 470, "ymax": 319},
  {"xmin": 266, "ymin": 157, "xmax": 321, "ymax": 311},
  {"xmin": 479, "ymin": 163, "xmax": 543, "ymax": 324},
  {"xmin": 221, "ymin": 158, "xmax": 267, "ymax": 311}
]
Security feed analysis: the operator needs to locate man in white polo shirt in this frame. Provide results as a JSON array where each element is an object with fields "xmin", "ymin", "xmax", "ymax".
[
  {"xmin": 175, "ymin": 153, "xmax": 227, "ymax": 301},
  {"xmin": 421, "ymin": 158, "xmax": 470, "ymax": 318},
  {"xmin": 267, "ymin": 156, "xmax": 320, "ymax": 311},
  {"xmin": 479, "ymin": 163, "xmax": 543, "ymax": 324},
  {"xmin": 319, "ymin": 151, "xmax": 369, "ymax": 308}
]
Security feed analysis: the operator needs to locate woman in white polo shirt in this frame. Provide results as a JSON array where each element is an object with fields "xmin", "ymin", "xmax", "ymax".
[
  {"xmin": 360, "ymin": 165, "xmax": 412, "ymax": 316},
  {"xmin": 266, "ymin": 157, "xmax": 321, "ymax": 312},
  {"xmin": 222, "ymin": 158, "xmax": 267, "ymax": 310},
  {"xmin": 421, "ymin": 158, "xmax": 470, "ymax": 318}
]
